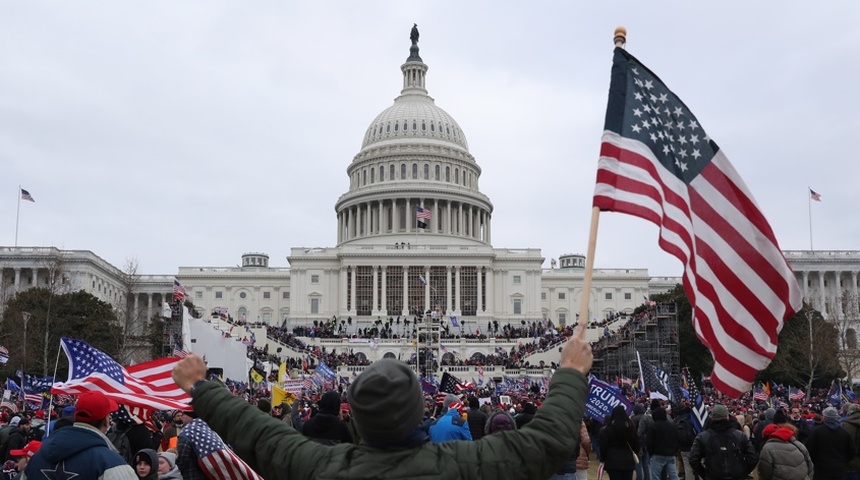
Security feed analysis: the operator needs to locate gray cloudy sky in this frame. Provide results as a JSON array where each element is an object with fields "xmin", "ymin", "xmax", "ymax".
[{"xmin": 2, "ymin": 2, "xmax": 858, "ymax": 276}]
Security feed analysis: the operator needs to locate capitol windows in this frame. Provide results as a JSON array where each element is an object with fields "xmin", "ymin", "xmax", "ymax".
[
  {"xmin": 403, "ymin": 120, "xmax": 408, "ymax": 131},
  {"xmin": 446, "ymin": 125, "xmax": 450, "ymax": 134},
  {"xmin": 386, "ymin": 123, "xmax": 390, "ymax": 132},
  {"xmin": 282, "ymin": 291, "xmax": 290, "ymax": 299},
  {"xmin": 263, "ymin": 291, "xmax": 271, "ymax": 299},
  {"xmin": 423, "ymin": 164, "xmax": 429, "ymax": 180},
  {"xmin": 605, "ymin": 292, "xmax": 613, "ymax": 300},
  {"xmin": 513, "ymin": 275, "xmax": 521, "ymax": 284},
  {"xmin": 311, "ymin": 298, "xmax": 319, "ymax": 314},
  {"xmin": 559, "ymin": 313, "xmax": 567, "ymax": 325},
  {"xmin": 394, "ymin": 122, "xmax": 399, "ymax": 132},
  {"xmin": 624, "ymin": 293, "xmax": 632, "ymax": 300},
  {"xmin": 421, "ymin": 121, "xmax": 426, "ymax": 131},
  {"xmin": 240, "ymin": 292, "xmax": 247, "ymax": 299},
  {"xmin": 215, "ymin": 291, "xmax": 223, "ymax": 299},
  {"xmin": 435, "ymin": 165, "xmax": 440, "ymax": 180},
  {"xmin": 195, "ymin": 291, "xmax": 202, "ymax": 300},
  {"xmin": 262, "ymin": 312, "xmax": 271, "ymax": 323},
  {"xmin": 430, "ymin": 121, "xmax": 435, "ymax": 132},
  {"xmin": 371, "ymin": 168, "xmax": 375, "ymax": 183},
  {"xmin": 401, "ymin": 163, "xmax": 406, "ymax": 179},
  {"xmin": 558, "ymin": 292, "xmax": 566, "ymax": 300},
  {"xmin": 390, "ymin": 164, "xmax": 395, "ymax": 180},
  {"xmin": 541, "ymin": 292, "xmax": 546, "ymax": 300},
  {"xmin": 455, "ymin": 168, "xmax": 460, "ymax": 184},
  {"xmin": 413, "ymin": 120, "xmax": 417, "ymax": 130},
  {"xmin": 513, "ymin": 298, "xmax": 522, "ymax": 315},
  {"xmin": 311, "ymin": 274, "xmax": 320, "ymax": 284},
  {"xmin": 412, "ymin": 163, "xmax": 418, "ymax": 179},
  {"xmin": 446, "ymin": 166, "xmax": 450, "ymax": 182}
]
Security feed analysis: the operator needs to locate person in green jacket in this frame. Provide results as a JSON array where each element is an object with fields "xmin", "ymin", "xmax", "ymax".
[{"xmin": 171, "ymin": 324, "xmax": 593, "ymax": 480}]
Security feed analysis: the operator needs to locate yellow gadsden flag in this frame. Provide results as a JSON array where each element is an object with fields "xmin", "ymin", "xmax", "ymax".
[
  {"xmin": 272, "ymin": 384, "xmax": 296, "ymax": 406},
  {"xmin": 278, "ymin": 361, "xmax": 288, "ymax": 383},
  {"xmin": 250, "ymin": 369, "xmax": 264, "ymax": 384}
]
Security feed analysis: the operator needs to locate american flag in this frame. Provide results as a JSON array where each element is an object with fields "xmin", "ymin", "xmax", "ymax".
[
  {"xmin": 51, "ymin": 337, "xmax": 191, "ymax": 411},
  {"xmin": 173, "ymin": 280, "xmax": 187, "ymax": 302},
  {"xmin": 636, "ymin": 351, "xmax": 671, "ymax": 401},
  {"xmin": 0, "ymin": 345, "xmax": 8, "ymax": 365},
  {"xmin": 593, "ymin": 47, "xmax": 801, "ymax": 398},
  {"xmin": 439, "ymin": 371, "xmax": 466, "ymax": 394},
  {"xmin": 416, "ymin": 206, "xmax": 432, "ymax": 219},
  {"xmin": 752, "ymin": 385, "xmax": 769, "ymax": 402},
  {"xmin": 683, "ymin": 368, "xmax": 708, "ymax": 434},
  {"xmin": 809, "ymin": 188, "xmax": 822, "ymax": 202},
  {"xmin": 20, "ymin": 188, "xmax": 35, "ymax": 202},
  {"xmin": 180, "ymin": 418, "xmax": 263, "ymax": 480}
]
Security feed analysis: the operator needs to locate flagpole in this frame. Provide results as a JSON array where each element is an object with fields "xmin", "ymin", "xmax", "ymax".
[
  {"xmin": 577, "ymin": 28, "xmax": 625, "ymax": 340},
  {"xmin": 807, "ymin": 186, "xmax": 813, "ymax": 250},
  {"xmin": 15, "ymin": 185, "xmax": 21, "ymax": 247},
  {"xmin": 45, "ymin": 342, "xmax": 63, "ymax": 437}
]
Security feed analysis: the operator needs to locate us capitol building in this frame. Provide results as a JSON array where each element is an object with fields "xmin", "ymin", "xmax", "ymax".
[{"xmin": 2, "ymin": 30, "xmax": 858, "ymax": 368}]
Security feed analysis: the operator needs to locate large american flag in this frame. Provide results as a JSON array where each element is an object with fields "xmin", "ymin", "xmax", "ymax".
[
  {"xmin": 180, "ymin": 418, "xmax": 264, "ymax": 480},
  {"xmin": 173, "ymin": 280, "xmax": 187, "ymax": 302},
  {"xmin": 636, "ymin": 351, "xmax": 671, "ymax": 401},
  {"xmin": 594, "ymin": 48, "xmax": 801, "ymax": 397},
  {"xmin": 416, "ymin": 206, "xmax": 432, "ymax": 219},
  {"xmin": 51, "ymin": 338, "xmax": 191, "ymax": 411}
]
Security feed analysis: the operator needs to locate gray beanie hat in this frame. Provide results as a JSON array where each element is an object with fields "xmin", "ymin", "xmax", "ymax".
[
  {"xmin": 347, "ymin": 359, "xmax": 423, "ymax": 442},
  {"xmin": 442, "ymin": 394, "xmax": 460, "ymax": 412},
  {"xmin": 823, "ymin": 407, "xmax": 840, "ymax": 420}
]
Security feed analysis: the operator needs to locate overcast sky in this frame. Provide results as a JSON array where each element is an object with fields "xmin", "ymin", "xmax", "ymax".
[{"xmin": 2, "ymin": 2, "xmax": 857, "ymax": 276}]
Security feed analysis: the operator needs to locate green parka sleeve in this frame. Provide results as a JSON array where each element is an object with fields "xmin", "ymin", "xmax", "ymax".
[{"xmin": 191, "ymin": 368, "xmax": 588, "ymax": 480}]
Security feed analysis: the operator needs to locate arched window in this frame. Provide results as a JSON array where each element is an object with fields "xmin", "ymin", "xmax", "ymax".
[
  {"xmin": 379, "ymin": 166, "xmax": 384, "ymax": 181},
  {"xmin": 435, "ymin": 165, "xmax": 440, "ymax": 180},
  {"xmin": 413, "ymin": 120, "xmax": 417, "ymax": 130},
  {"xmin": 390, "ymin": 164, "xmax": 395, "ymax": 180},
  {"xmin": 446, "ymin": 166, "xmax": 450, "ymax": 182},
  {"xmin": 423, "ymin": 163, "xmax": 429, "ymax": 179},
  {"xmin": 455, "ymin": 168, "xmax": 459, "ymax": 184},
  {"xmin": 362, "ymin": 169, "xmax": 367, "ymax": 186},
  {"xmin": 412, "ymin": 163, "xmax": 418, "ymax": 179},
  {"xmin": 394, "ymin": 122, "xmax": 399, "ymax": 132},
  {"xmin": 386, "ymin": 123, "xmax": 390, "ymax": 132},
  {"xmin": 421, "ymin": 121, "xmax": 426, "ymax": 131},
  {"xmin": 403, "ymin": 120, "xmax": 408, "ymax": 131},
  {"xmin": 430, "ymin": 121, "xmax": 435, "ymax": 132},
  {"xmin": 370, "ymin": 167, "xmax": 375, "ymax": 183},
  {"xmin": 401, "ymin": 163, "xmax": 406, "ymax": 179},
  {"xmin": 383, "ymin": 352, "xmax": 396, "ymax": 359}
]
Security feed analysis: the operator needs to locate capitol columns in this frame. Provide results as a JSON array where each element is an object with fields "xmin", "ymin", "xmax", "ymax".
[
  {"xmin": 454, "ymin": 266, "xmax": 461, "ymax": 316},
  {"xmin": 340, "ymin": 266, "xmax": 349, "ymax": 316},
  {"xmin": 476, "ymin": 266, "xmax": 483, "ymax": 314},
  {"xmin": 380, "ymin": 266, "xmax": 388, "ymax": 313},
  {"xmin": 446, "ymin": 266, "xmax": 453, "ymax": 314},
  {"xmin": 372, "ymin": 266, "xmax": 379, "ymax": 316}
]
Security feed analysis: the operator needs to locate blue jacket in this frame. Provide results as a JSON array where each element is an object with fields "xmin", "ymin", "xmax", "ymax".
[
  {"xmin": 22, "ymin": 423, "xmax": 137, "ymax": 480},
  {"xmin": 429, "ymin": 408, "xmax": 473, "ymax": 442}
]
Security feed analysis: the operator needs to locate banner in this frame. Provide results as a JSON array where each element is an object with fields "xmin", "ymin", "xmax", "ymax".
[
  {"xmin": 283, "ymin": 379, "xmax": 304, "ymax": 394},
  {"xmin": 585, "ymin": 376, "xmax": 633, "ymax": 423}
]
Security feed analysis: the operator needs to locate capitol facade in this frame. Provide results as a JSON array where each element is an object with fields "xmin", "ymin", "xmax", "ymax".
[{"xmin": 1, "ymin": 32, "xmax": 858, "ymax": 368}]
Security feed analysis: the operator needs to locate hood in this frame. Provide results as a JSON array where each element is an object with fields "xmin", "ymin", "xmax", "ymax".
[
  {"xmin": 824, "ymin": 417, "xmax": 842, "ymax": 430},
  {"xmin": 769, "ymin": 426, "xmax": 796, "ymax": 442},
  {"xmin": 39, "ymin": 424, "xmax": 112, "ymax": 463}
]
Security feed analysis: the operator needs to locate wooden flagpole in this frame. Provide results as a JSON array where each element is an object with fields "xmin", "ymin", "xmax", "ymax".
[{"xmin": 577, "ymin": 27, "xmax": 627, "ymax": 340}]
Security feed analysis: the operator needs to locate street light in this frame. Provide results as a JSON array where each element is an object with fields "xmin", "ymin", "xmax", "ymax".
[{"xmin": 22, "ymin": 311, "xmax": 31, "ymax": 381}]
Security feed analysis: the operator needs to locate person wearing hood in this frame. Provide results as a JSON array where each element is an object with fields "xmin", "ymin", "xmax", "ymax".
[
  {"xmin": 515, "ymin": 402, "xmax": 537, "ymax": 429},
  {"xmin": 133, "ymin": 449, "xmax": 158, "ymax": 480},
  {"xmin": 156, "ymin": 451, "xmax": 182, "ymax": 480},
  {"xmin": 690, "ymin": 405, "xmax": 757, "ymax": 480},
  {"xmin": 484, "ymin": 409, "xmax": 516, "ymax": 435},
  {"xmin": 757, "ymin": 423, "xmax": 812, "ymax": 480},
  {"xmin": 753, "ymin": 407, "xmax": 777, "ymax": 452},
  {"xmin": 645, "ymin": 407, "xmax": 680, "ymax": 480},
  {"xmin": 429, "ymin": 394, "xmax": 472, "ymax": 442},
  {"xmin": 300, "ymin": 391, "xmax": 353, "ymax": 445},
  {"xmin": 804, "ymin": 406, "xmax": 854, "ymax": 480},
  {"xmin": 842, "ymin": 403, "xmax": 860, "ymax": 480}
]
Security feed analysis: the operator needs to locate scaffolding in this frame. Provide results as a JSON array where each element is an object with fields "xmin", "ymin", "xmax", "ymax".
[
  {"xmin": 415, "ymin": 311, "xmax": 441, "ymax": 379},
  {"xmin": 590, "ymin": 302, "xmax": 680, "ymax": 382},
  {"xmin": 161, "ymin": 300, "xmax": 184, "ymax": 358}
]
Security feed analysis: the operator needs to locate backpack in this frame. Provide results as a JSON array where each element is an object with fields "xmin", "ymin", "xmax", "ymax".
[
  {"xmin": 106, "ymin": 427, "xmax": 133, "ymax": 465},
  {"xmin": 674, "ymin": 414, "xmax": 695, "ymax": 448},
  {"xmin": 704, "ymin": 431, "xmax": 747, "ymax": 480}
]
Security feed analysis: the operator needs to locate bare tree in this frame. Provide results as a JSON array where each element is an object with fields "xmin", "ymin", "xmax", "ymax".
[
  {"xmin": 827, "ymin": 289, "xmax": 860, "ymax": 388},
  {"xmin": 39, "ymin": 252, "xmax": 72, "ymax": 375},
  {"xmin": 114, "ymin": 257, "xmax": 150, "ymax": 364}
]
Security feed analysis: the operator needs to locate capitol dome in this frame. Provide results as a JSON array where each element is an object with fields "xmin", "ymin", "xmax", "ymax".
[{"xmin": 359, "ymin": 36, "xmax": 469, "ymax": 153}]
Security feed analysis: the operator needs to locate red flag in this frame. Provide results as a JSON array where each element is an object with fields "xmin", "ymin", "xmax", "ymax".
[{"xmin": 593, "ymin": 48, "xmax": 801, "ymax": 397}]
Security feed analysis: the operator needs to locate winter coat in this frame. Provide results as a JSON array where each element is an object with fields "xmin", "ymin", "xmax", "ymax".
[
  {"xmin": 21, "ymin": 422, "xmax": 137, "ymax": 480},
  {"xmin": 804, "ymin": 419, "xmax": 855, "ymax": 480},
  {"xmin": 841, "ymin": 411, "xmax": 860, "ymax": 472},
  {"xmin": 301, "ymin": 412, "xmax": 353, "ymax": 445},
  {"xmin": 575, "ymin": 421, "xmax": 591, "ymax": 471},
  {"xmin": 429, "ymin": 408, "xmax": 472, "ymax": 443},
  {"xmin": 190, "ymin": 368, "xmax": 589, "ymax": 480},
  {"xmin": 2, "ymin": 428, "xmax": 26, "ymax": 462},
  {"xmin": 598, "ymin": 418, "xmax": 640, "ymax": 471},
  {"xmin": 646, "ymin": 408, "xmax": 680, "ymax": 456},
  {"xmin": 466, "ymin": 407, "xmax": 487, "ymax": 440},
  {"xmin": 158, "ymin": 466, "xmax": 183, "ymax": 480},
  {"xmin": 689, "ymin": 418, "xmax": 758, "ymax": 480},
  {"xmin": 757, "ymin": 426, "xmax": 813, "ymax": 480},
  {"xmin": 484, "ymin": 411, "xmax": 516, "ymax": 435}
]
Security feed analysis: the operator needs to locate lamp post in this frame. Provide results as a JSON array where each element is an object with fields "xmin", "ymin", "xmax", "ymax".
[{"xmin": 22, "ymin": 311, "xmax": 30, "ymax": 382}]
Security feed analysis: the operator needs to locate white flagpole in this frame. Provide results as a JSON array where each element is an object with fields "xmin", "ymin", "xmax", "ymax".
[
  {"xmin": 807, "ymin": 186, "xmax": 813, "ymax": 250},
  {"xmin": 15, "ymin": 185, "xmax": 21, "ymax": 247}
]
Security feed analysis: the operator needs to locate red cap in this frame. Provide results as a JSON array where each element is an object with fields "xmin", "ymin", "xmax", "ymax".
[
  {"xmin": 10, "ymin": 440, "xmax": 42, "ymax": 458},
  {"xmin": 34, "ymin": 410, "xmax": 45, "ymax": 419},
  {"xmin": 75, "ymin": 392, "xmax": 119, "ymax": 422}
]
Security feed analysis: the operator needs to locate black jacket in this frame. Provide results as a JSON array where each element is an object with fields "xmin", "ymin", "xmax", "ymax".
[
  {"xmin": 689, "ymin": 419, "xmax": 757, "ymax": 480},
  {"xmin": 301, "ymin": 412, "xmax": 353, "ymax": 445},
  {"xmin": 805, "ymin": 419, "xmax": 855, "ymax": 479},
  {"xmin": 646, "ymin": 408, "xmax": 679, "ymax": 456},
  {"xmin": 599, "ymin": 421, "xmax": 640, "ymax": 471},
  {"xmin": 466, "ymin": 408, "xmax": 488, "ymax": 440}
]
